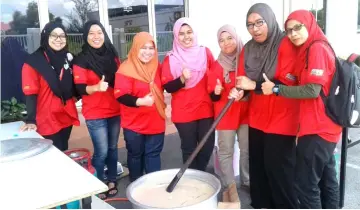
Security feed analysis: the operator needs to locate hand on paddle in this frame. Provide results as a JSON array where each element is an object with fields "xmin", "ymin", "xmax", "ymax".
[
  {"xmin": 228, "ymin": 88, "xmax": 244, "ymax": 101},
  {"xmin": 236, "ymin": 76, "xmax": 256, "ymax": 90}
]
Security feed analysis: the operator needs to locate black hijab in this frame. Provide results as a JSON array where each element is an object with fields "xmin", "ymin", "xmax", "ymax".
[
  {"xmin": 74, "ymin": 20, "xmax": 119, "ymax": 87},
  {"xmin": 25, "ymin": 21, "xmax": 74, "ymax": 104}
]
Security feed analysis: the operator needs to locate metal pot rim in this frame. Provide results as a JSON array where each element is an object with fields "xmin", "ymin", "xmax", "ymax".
[{"xmin": 126, "ymin": 168, "xmax": 221, "ymax": 209}]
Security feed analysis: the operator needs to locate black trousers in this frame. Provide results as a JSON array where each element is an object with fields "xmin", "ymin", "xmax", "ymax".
[
  {"xmin": 249, "ymin": 127, "xmax": 298, "ymax": 209},
  {"xmin": 174, "ymin": 117, "xmax": 215, "ymax": 171},
  {"xmin": 296, "ymin": 135, "xmax": 339, "ymax": 209},
  {"xmin": 43, "ymin": 126, "xmax": 73, "ymax": 151}
]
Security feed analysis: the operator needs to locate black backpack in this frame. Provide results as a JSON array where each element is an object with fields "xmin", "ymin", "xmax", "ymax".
[{"xmin": 306, "ymin": 40, "xmax": 360, "ymax": 128}]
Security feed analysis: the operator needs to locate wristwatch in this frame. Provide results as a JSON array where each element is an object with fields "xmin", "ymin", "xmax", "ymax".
[{"xmin": 272, "ymin": 84, "xmax": 280, "ymax": 96}]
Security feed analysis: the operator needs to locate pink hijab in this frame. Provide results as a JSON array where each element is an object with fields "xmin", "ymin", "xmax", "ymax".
[{"xmin": 167, "ymin": 17, "xmax": 207, "ymax": 89}]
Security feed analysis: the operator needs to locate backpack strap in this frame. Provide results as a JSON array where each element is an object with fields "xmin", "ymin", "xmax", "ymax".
[
  {"xmin": 305, "ymin": 39, "xmax": 336, "ymax": 70},
  {"xmin": 305, "ymin": 39, "xmax": 341, "ymax": 107},
  {"xmin": 347, "ymin": 53, "xmax": 360, "ymax": 63}
]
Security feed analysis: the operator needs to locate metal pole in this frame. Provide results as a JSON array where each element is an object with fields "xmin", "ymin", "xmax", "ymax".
[{"xmin": 339, "ymin": 127, "xmax": 349, "ymax": 208}]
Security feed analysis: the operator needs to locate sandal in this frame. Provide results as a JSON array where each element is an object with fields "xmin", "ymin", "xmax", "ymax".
[
  {"xmin": 98, "ymin": 192, "xmax": 107, "ymax": 200},
  {"xmin": 107, "ymin": 181, "xmax": 118, "ymax": 198}
]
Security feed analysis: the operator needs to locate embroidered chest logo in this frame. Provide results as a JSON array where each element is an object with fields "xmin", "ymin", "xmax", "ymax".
[
  {"xmin": 285, "ymin": 73, "xmax": 296, "ymax": 81},
  {"xmin": 310, "ymin": 69, "xmax": 324, "ymax": 76}
]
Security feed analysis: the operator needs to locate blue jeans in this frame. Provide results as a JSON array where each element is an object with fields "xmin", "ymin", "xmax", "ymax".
[
  {"xmin": 86, "ymin": 116, "xmax": 120, "ymax": 182},
  {"xmin": 123, "ymin": 128, "xmax": 164, "ymax": 182}
]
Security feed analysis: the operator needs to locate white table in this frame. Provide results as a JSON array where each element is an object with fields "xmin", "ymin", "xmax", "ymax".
[{"xmin": 0, "ymin": 121, "xmax": 108, "ymax": 209}]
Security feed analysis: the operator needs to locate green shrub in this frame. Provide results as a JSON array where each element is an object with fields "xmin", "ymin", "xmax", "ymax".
[{"xmin": 1, "ymin": 97, "xmax": 26, "ymax": 123}]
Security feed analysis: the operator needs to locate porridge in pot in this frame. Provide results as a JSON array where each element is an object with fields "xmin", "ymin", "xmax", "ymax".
[{"xmin": 132, "ymin": 177, "xmax": 216, "ymax": 208}]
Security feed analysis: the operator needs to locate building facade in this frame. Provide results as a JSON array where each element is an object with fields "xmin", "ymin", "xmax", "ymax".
[
  {"xmin": 1, "ymin": 0, "xmax": 359, "ymax": 57},
  {"xmin": 1, "ymin": 0, "xmax": 359, "ymax": 101}
]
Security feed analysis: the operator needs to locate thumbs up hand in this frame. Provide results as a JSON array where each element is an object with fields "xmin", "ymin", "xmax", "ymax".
[
  {"xmin": 261, "ymin": 73, "xmax": 275, "ymax": 95},
  {"xmin": 97, "ymin": 75, "xmax": 108, "ymax": 92},
  {"xmin": 141, "ymin": 93, "xmax": 154, "ymax": 107},
  {"xmin": 182, "ymin": 66, "xmax": 191, "ymax": 80},
  {"xmin": 214, "ymin": 79, "xmax": 224, "ymax": 95},
  {"xmin": 136, "ymin": 93, "xmax": 154, "ymax": 107}
]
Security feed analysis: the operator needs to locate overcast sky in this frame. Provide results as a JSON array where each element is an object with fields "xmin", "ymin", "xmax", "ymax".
[{"xmin": 1, "ymin": 0, "xmax": 184, "ymax": 24}]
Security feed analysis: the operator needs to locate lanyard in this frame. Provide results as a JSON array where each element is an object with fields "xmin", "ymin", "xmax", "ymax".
[{"xmin": 43, "ymin": 51, "xmax": 69, "ymax": 81}]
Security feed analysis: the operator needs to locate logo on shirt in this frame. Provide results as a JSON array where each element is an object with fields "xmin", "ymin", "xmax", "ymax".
[
  {"xmin": 285, "ymin": 73, "xmax": 296, "ymax": 81},
  {"xmin": 310, "ymin": 69, "xmax": 324, "ymax": 76},
  {"xmin": 74, "ymin": 75, "xmax": 80, "ymax": 79},
  {"xmin": 23, "ymin": 85, "xmax": 30, "ymax": 90}
]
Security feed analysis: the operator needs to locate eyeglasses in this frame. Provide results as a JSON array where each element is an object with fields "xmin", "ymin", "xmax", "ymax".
[
  {"xmin": 50, "ymin": 33, "xmax": 66, "ymax": 40},
  {"xmin": 247, "ymin": 19, "xmax": 266, "ymax": 29},
  {"xmin": 285, "ymin": 24, "xmax": 305, "ymax": 35}
]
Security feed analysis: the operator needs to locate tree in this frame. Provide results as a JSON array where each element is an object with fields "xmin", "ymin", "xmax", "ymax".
[
  {"xmin": 8, "ymin": 11, "xmax": 28, "ymax": 34},
  {"xmin": 49, "ymin": 13, "xmax": 63, "ymax": 25},
  {"xmin": 66, "ymin": 0, "xmax": 98, "ymax": 33},
  {"xmin": 26, "ymin": 2, "xmax": 40, "ymax": 28},
  {"xmin": 7, "ymin": 2, "xmax": 61, "ymax": 35}
]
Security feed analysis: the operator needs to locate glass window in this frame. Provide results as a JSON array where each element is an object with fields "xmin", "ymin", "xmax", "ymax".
[
  {"xmin": 358, "ymin": 0, "xmax": 360, "ymax": 32},
  {"xmin": 1, "ymin": 0, "xmax": 40, "ymax": 51},
  {"xmin": 48, "ymin": 0, "xmax": 100, "ymax": 54},
  {"xmin": 155, "ymin": 0, "xmax": 185, "ymax": 62},
  {"xmin": 1, "ymin": 0, "xmax": 40, "ymax": 103},
  {"xmin": 107, "ymin": 0, "xmax": 149, "ymax": 60},
  {"xmin": 309, "ymin": 0, "xmax": 326, "ymax": 33}
]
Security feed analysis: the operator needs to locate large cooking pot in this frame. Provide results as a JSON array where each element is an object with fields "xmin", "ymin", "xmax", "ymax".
[{"xmin": 126, "ymin": 169, "xmax": 221, "ymax": 209}]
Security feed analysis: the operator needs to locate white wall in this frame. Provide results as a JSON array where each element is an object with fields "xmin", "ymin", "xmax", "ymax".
[
  {"xmin": 356, "ymin": 34, "xmax": 360, "ymax": 54},
  {"xmin": 290, "ymin": 0, "xmax": 360, "ymax": 56},
  {"xmin": 290, "ymin": 0, "xmax": 323, "ymax": 11},
  {"xmin": 188, "ymin": 0, "xmax": 252, "ymax": 56},
  {"xmin": 250, "ymin": 0, "xmax": 286, "ymax": 28},
  {"xmin": 188, "ymin": 0, "xmax": 287, "ymax": 56},
  {"xmin": 325, "ymin": 0, "xmax": 360, "ymax": 56}
]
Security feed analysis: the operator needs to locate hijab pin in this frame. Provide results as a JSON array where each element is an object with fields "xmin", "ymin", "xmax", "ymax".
[
  {"xmin": 67, "ymin": 53, "xmax": 73, "ymax": 61},
  {"xmin": 64, "ymin": 60, "xmax": 69, "ymax": 70}
]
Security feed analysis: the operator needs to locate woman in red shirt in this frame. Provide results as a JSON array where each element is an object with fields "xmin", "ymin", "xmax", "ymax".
[
  {"xmin": 208, "ymin": 24, "xmax": 249, "ymax": 192},
  {"xmin": 114, "ymin": 32, "xmax": 166, "ymax": 182},
  {"xmin": 261, "ymin": 10, "xmax": 341, "ymax": 208},
  {"xmin": 161, "ymin": 17, "xmax": 215, "ymax": 172},
  {"xmin": 235, "ymin": 3, "xmax": 299, "ymax": 208},
  {"xmin": 72, "ymin": 20, "xmax": 121, "ymax": 199},
  {"xmin": 21, "ymin": 21, "xmax": 79, "ymax": 151}
]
